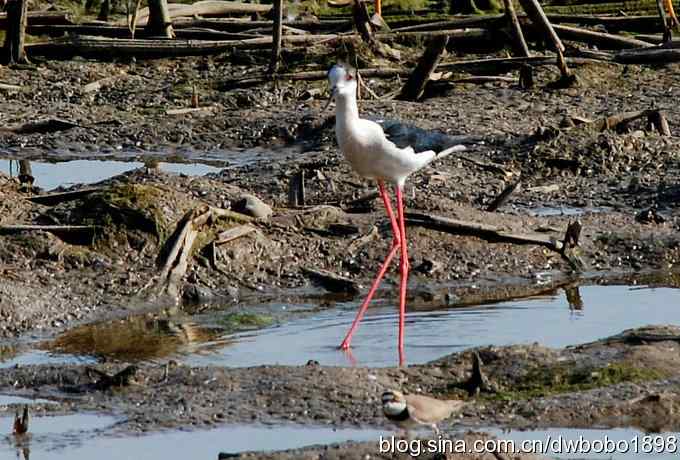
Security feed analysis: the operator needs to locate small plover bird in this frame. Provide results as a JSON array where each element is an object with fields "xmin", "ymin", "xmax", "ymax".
[{"xmin": 382, "ymin": 389, "xmax": 464, "ymax": 435}]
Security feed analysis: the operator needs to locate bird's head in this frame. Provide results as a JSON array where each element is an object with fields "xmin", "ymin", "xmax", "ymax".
[
  {"xmin": 382, "ymin": 389, "xmax": 407, "ymax": 416},
  {"xmin": 325, "ymin": 63, "xmax": 357, "ymax": 108}
]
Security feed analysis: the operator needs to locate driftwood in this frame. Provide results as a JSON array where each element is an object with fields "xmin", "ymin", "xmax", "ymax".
[
  {"xmin": 574, "ymin": 109, "xmax": 671, "ymax": 134},
  {"xmin": 155, "ymin": 205, "xmax": 252, "ymax": 300},
  {"xmin": 165, "ymin": 106, "xmax": 214, "ymax": 115},
  {"xmin": 398, "ymin": 35, "xmax": 449, "ymax": 101},
  {"xmin": 301, "ymin": 267, "xmax": 360, "ymax": 295},
  {"xmin": 405, "ymin": 212, "xmax": 585, "ymax": 271},
  {"xmin": 27, "ymin": 188, "xmax": 102, "ymax": 206},
  {"xmin": 552, "ymin": 24, "xmax": 652, "ymax": 49}
]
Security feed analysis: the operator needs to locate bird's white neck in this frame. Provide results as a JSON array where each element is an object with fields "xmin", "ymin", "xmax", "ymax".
[{"xmin": 335, "ymin": 92, "xmax": 359, "ymax": 125}]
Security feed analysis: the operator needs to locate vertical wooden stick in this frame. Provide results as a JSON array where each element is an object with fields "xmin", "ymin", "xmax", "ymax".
[
  {"xmin": 518, "ymin": 0, "xmax": 572, "ymax": 79},
  {"xmin": 502, "ymin": 0, "xmax": 530, "ymax": 57},
  {"xmin": 397, "ymin": 35, "xmax": 449, "ymax": 101},
  {"xmin": 2, "ymin": 0, "xmax": 29, "ymax": 64},
  {"xmin": 269, "ymin": 0, "xmax": 283, "ymax": 75},
  {"xmin": 375, "ymin": 0, "xmax": 382, "ymax": 16}
]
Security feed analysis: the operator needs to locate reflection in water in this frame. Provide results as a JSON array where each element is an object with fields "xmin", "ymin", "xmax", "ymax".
[
  {"xmin": 11, "ymin": 277, "xmax": 680, "ymax": 368},
  {"xmin": 42, "ymin": 316, "xmax": 225, "ymax": 362},
  {"xmin": 0, "ymin": 159, "xmax": 224, "ymax": 191},
  {"xmin": 564, "ymin": 285, "xmax": 584, "ymax": 312},
  {"xmin": 0, "ymin": 422, "xmax": 386, "ymax": 460}
]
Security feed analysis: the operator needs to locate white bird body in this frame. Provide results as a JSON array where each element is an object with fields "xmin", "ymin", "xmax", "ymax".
[
  {"xmin": 334, "ymin": 96, "xmax": 438, "ymax": 187},
  {"xmin": 331, "ymin": 66, "xmax": 463, "ymax": 187}
]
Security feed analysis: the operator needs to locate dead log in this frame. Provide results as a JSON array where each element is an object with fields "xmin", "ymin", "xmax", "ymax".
[
  {"xmin": 615, "ymin": 47, "xmax": 680, "ymax": 63},
  {"xmin": 405, "ymin": 212, "xmax": 585, "ymax": 271},
  {"xmin": 398, "ymin": 35, "xmax": 449, "ymax": 101},
  {"xmin": 268, "ymin": 0, "xmax": 283, "ymax": 74},
  {"xmin": 503, "ymin": 0, "xmax": 530, "ymax": 57},
  {"xmin": 2, "ymin": 0, "xmax": 29, "ymax": 65},
  {"xmin": 552, "ymin": 24, "xmax": 652, "ymax": 49}
]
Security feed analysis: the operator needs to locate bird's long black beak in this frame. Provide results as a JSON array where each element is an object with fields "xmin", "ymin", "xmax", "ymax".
[{"xmin": 323, "ymin": 86, "xmax": 337, "ymax": 111}]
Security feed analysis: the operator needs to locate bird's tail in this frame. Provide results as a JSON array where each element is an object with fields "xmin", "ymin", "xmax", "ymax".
[{"xmin": 436, "ymin": 144, "xmax": 466, "ymax": 159}]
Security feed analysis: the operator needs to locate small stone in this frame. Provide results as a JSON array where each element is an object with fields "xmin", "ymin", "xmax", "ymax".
[{"xmin": 232, "ymin": 194, "xmax": 272, "ymax": 219}]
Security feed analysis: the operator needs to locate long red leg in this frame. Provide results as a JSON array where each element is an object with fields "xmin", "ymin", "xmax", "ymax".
[
  {"xmin": 395, "ymin": 185, "xmax": 409, "ymax": 364},
  {"xmin": 340, "ymin": 181, "xmax": 401, "ymax": 350}
]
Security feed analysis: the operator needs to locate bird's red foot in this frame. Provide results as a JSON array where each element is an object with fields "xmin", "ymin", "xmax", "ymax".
[{"xmin": 339, "ymin": 341, "xmax": 351, "ymax": 350}]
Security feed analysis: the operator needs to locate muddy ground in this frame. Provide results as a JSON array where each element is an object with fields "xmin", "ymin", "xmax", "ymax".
[{"xmin": 1, "ymin": 31, "xmax": 680, "ymax": 458}]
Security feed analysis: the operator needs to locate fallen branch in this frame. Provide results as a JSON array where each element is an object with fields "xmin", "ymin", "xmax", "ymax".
[
  {"xmin": 405, "ymin": 212, "xmax": 585, "ymax": 271},
  {"xmin": 552, "ymin": 24, "xmax": 652, "ymax": 49},
  {"xmin": 155, "ymin": 205, "xmax": 252, "ymax": 300}
]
